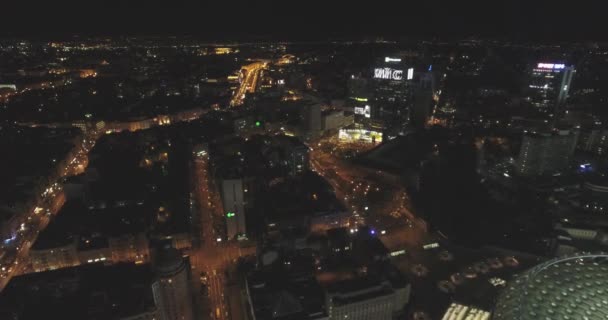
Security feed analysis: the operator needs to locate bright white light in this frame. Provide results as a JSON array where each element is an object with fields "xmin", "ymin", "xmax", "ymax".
[
  {"xmin": 538, "ymin": 63, "xmax": 565, "ymax": 70},
  {"xmin": 216, "ymin": 238, "xmax": 222, "ymax": 242},
  {"xmin": 423, "ymin": 242, "xmax": 440, "ymax": 249},
  {"xmin": 390, "ymin": 250, "xmax": 406, "ymax": 257},
  {"xmin": 384, "ymin": 57, "xmax": 401, "ymax": 63},
  {"xmin": 407, "ymin": 68, "xmax": 414, "ymax": 80},
  {"xmin": 374, "ymin": 68, "xmax": 403, "ymax": 80}
]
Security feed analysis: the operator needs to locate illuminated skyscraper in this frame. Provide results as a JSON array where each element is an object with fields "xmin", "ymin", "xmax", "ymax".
[
  {"xmin": 152, "ymin": 247, "xmax": 194, "ymax": 320},
  {"xmin": 372, "ymin": 57, "xmax": 415, "ymax": 138},
  {"xmin": 527, "ymin": 62, "xmax": 575, "ymax": 116}
]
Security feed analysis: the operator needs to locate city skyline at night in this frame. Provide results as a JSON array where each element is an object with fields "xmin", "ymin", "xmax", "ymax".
[{"xmin": 1, "ymin": 2, "xmax": 608, "ymax": 320}]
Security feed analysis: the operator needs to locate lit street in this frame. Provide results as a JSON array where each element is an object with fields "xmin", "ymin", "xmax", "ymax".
[
  {"xmin": 230, "ymin": 62, "xmax": 267, "ymax": 107},
  {"xmin": 190, "ymin": 149, "xmax": 255, "ymax": 320},
  {"xmin": 309, "ymin": 136, "xmax": 430, "ymax": 249}
]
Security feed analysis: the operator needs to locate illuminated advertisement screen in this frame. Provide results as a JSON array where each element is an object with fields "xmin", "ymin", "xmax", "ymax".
[
  {"xmin": 374, "ymin": 68, "xmax": 403, "ymax": 80},
  {"xmin": 339, "ymin": 128, "xmax": 382, "ymax": 143},
  {"xmin": 354, "ymin": 105, "xmax": 371, "ymax": 118},
  {"xmin": 537, "ymin": 63, "xmax": 566, "ymax": 70},
  {"xmin": 407, "ymin": 68, "xmax": 414, "ymax": 80}
]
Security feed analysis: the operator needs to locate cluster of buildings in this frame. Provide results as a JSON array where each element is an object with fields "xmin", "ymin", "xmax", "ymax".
[
  {"xmin": 0, "ymin": 246, "xmax": 197, "ymax": 320},
  {"xmin": 247, "ymin": 226, "xmax": 410, "ymax": 320},
  {"xmin": 27, "ymin": 131, "xmax": 192, "ymax": 273},
  {"xmin": 347, "ymin": 55, "xmax": 437, "ymax": 139},
  {"xmin": 211, "ymin": 134, "xmax": 351, "ymax": 241}
]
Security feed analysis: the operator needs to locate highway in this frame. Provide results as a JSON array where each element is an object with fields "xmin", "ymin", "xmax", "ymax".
[{"xmin": 230, "ymin": 62, "xmax": 267, "ymax": 107}]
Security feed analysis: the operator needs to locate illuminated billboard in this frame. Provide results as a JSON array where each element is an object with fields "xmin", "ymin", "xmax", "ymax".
[
  {"xmin": 354, "ymin": 105, "xmax": 371, "ymax": 118},
  {"xmin": 537, "ymin": 63, "xmax": 566, "ymax": 70},
  {"xmin": 384, "ymin": 57, "xmax": 402, "ymax": 63},
  {"xmin": 374, "ymin": 68, "xmax": 403, "ymax": 80},
  {"xmin": 339, "ymin": 128, "xmax": 382, "ymax": 143},
  {"xmin": 407, "ymin": 68, "xmax": 414, "ymax": 80}
]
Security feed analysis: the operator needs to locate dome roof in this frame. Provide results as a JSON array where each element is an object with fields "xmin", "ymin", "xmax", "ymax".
[{"xmin": 493, "ymin": 253, "xmax": 608, "ymax": 320}]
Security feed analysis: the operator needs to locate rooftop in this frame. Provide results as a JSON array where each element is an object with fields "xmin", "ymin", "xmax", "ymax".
[
  {"xmin": 327, "ymin": 276, "xmax": 394, "ymax": 306},
  {"xmin": 0, "ymin": 125, "xmax": 80, "ymax": 207},
  {"xmin": 32, "ymin": 200, "xmax": 152, "ymax": 250},
  {"xmin": 0, "ymin": 262, "xmax": 156, "ymax": 320},
  {"xmin": 494, "ymin": 252, "xmax": 608, "ymax": 320}
]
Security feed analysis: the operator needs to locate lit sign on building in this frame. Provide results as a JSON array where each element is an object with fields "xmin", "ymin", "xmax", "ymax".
[
  {"xmin": 339, "ymin": 128, "xmax": 382, "ymax": 143},
  {"xmin": 537, "ymin": 63, "xmax": 566, "ymax": 70},
  {"xmin": 354, "ymin": 105, "xmax": 371, "ymax": 118},
  {"xmin": 407, "ymin": 68, "xmax": 414, "ymax": 80},
  {"xmin": 384, "ymin": 57, "xmax": 402, "ymax": 63},
  {"xmin": 374, "ymin": 68, "xmax": 404, "ymax": 80},
  {"xmin": 390, "ymin": 250, "xmax": 406, "ymax": 257},
  {"xmin": 423, "ymin": 242, "xmax": 440, "ymax": 250}
]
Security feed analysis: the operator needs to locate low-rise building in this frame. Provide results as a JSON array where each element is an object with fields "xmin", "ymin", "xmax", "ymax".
[{"xmin": 0, "ymin": 262, "xmax": 159, "ymax": 320}]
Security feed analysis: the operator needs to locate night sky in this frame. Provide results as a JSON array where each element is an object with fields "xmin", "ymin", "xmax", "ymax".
[{"xmin": 1, "ymin": 0, "xmax": 606, "ymax": 40}]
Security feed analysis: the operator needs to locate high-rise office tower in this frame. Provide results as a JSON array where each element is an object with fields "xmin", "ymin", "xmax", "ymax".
[
  {"xmin": 220, "ymin": 178, "xmax": 247, "ymax": 240},
  {"xmin": 348, "ymin": 75, "xmax": 373, "ymax": 126},
  {"xmin": 372, "ymin": 57, "xmax": 415, "ymax": 138},
  {"xmin": 516, "ymin": 129, "xmax": 578, "ymax": 176},
  {"xmin": 527, "ymin": 62, "xmax": 575, "ymax": 117},
  {"xmin": 151, "ymin": 247, "xmax": 194, "ymax": 320},
  {"xmin": 301, "ymin": 103, "xmax": 322, "ymax": 138},
  {"xmin": 411, "ymin": 71, "xmax": 436, "ymax": 128}
]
